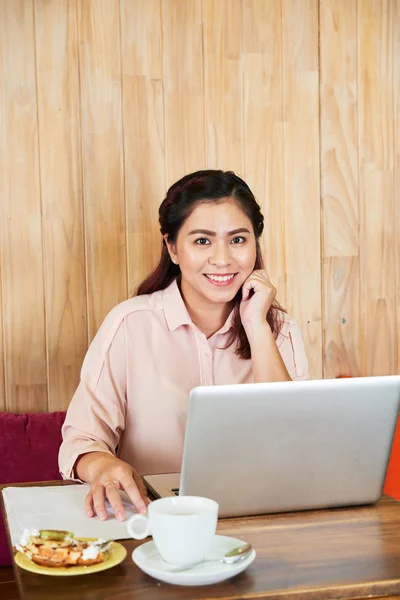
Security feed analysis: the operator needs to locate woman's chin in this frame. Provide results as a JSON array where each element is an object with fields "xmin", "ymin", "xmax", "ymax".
[{"xmin": 201, "ymin": 283, "xmax": 242, "ymax": 304}]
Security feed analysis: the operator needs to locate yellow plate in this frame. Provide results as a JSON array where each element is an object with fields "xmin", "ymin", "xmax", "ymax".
[{"xmin": 14, "ymin": 538, "xmax": 127, "ymax": 576}]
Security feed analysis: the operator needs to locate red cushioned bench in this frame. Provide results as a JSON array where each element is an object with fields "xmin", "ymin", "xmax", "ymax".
[{"xmin": 0, "ymin": 411, "xmax": 66, "ymax": 566}]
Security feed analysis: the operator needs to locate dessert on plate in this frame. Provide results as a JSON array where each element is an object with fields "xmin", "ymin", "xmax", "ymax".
[{"xmin": 16, "ymin": 529, "xmax": 112, "ymax": 568}]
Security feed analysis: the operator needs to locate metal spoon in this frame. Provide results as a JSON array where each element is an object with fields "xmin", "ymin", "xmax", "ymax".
[{"xmin": 162, "ymin": 543, "xmax": 253, "ymax": 573}]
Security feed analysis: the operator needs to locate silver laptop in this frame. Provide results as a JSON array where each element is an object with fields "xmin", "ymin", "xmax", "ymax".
[{"xmin": 143, "ymin": 376, "xmax": 400, "ymax": 517}]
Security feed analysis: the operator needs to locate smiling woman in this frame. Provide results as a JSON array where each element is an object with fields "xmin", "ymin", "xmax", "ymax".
[
  {"xmin": 138, "ymin": 170, "xmax": 284, "ymax": 358},
  {"xmin": 59, "ymin": 170, "xmax": 309, "ymax": 525},
  {"xmin": 165, "ymin": 200, "xmax": 257, "ymax": 337}
]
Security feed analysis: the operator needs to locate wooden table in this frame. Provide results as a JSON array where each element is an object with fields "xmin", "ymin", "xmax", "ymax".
[{"xmin": 2, "ymin": 481, "xmax": 400, "ymax": 600}]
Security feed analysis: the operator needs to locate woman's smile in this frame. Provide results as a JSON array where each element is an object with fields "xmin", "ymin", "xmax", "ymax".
[{"xmin": 203, "ymin": 273, "xmax": 238, "ymax": 286}]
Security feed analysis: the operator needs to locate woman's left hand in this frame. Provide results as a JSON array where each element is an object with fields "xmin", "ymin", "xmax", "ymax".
[{"xmin": 239, "ymin": 269, "xmax": 277, "ymax": 333}]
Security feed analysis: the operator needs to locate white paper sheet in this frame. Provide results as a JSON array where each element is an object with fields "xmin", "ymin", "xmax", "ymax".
[{"xmin": 2, "ymin": 484, "xmax": 137, "ymax": 546}]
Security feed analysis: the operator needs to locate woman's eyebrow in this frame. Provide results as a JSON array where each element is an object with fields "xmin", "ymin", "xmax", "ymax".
[{"xmin": 188, "ymin": 228, "xmax": 251, "ymax": 236}]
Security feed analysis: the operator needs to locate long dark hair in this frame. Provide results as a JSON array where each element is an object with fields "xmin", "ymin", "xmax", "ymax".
[{"xmin": 136, "ymin": 170, "xmax": 285, "ymax": 359}]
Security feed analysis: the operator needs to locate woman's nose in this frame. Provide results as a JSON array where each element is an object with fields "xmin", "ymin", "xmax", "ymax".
[{"xmin": 208, "ymin": 243, "xmax": 231, "ymax": 266}]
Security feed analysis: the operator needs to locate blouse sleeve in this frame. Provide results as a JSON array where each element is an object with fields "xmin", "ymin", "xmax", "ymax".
[
  {"xmin": 58, "ymin": 318, "xmax": 127, "ymax": 480},
  {"xmin": 277, "ymin": 317, "xmax": 309, "ymax": 381}
]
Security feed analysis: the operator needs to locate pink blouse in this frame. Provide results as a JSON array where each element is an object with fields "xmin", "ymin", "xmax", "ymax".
[{"xmin": 59, "ymin": 279, "xmax": 309, "ymax": 479}]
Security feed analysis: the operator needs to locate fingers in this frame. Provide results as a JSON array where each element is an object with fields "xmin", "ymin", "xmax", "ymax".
[
  {"xmin": 105, "ymin": 481, "xmax": 126, "ymax": 522},
  {"xmin": 84, "ymin": 488, "xmax": 95, "ymax": 518},
  {"xmin": 132, "ymin": 471, "xmax": 149, "ymax": 501},
  {"xmin": 241, "ymin": 276, "xmax": 261, "ymax": 301},
  {"xmin": 83, "ymin": 456, "xmax": 150, "ymax": 521},
  {"xmin": 245, "ymin": 270, "xmax": 275, "ymax": 293},
  {"xmin": 261, "ymin": 267, "xmax": 270, "ymax": 281},
  {"xmin": 86, "ymin": 475, "xmax": 147, "ymax": 521},
  {"xmin": 241, "ymin": 280, "xmax": 252, "ymax": 302},
  {"xmin": 251, "ymin": 269, "xmax": 270, "ymax": 283},
  {"xmin": 89, "ymin": 483, "xmax": 109, "ymax": 521},
  {"xmin": 92, "ymin": 480, "xmax": 124, "ymax": 521},
  {"xmin": 120, "ymin": 472, "xmax": 148, "ymax": 515}
]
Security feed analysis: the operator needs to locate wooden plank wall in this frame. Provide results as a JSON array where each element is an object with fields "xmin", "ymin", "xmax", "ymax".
[{"xmin": 0, "ymin": 0, "xmax": 399, "ymax": 413}]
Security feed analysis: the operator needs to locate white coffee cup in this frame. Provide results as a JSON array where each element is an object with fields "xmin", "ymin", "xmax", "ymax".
[{"xmin": 127, "ymin": 496, "xmax": 218, "ymax": 566}]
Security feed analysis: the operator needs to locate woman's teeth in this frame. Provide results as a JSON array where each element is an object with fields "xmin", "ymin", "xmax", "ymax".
[{"xmin": 205, "ymin": 274, "xmax": 235, "ymax": 282}]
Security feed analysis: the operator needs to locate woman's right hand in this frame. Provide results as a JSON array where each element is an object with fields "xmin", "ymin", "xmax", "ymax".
[{"xmin": 75, "ymin": 452, "xmax": 149, "ymax": 522}]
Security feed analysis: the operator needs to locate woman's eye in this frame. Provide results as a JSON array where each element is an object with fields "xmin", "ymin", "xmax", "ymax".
[
  {"xmin": 231, "ymin": 236, "xmax": 245, "ymax": 244},
  {"xmin": 195, "ymin": 238, "xmax": 210, "ymax": 245}
]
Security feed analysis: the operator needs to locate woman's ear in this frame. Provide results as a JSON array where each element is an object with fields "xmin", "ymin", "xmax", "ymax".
[{"xmin": 163, "ymin": 235, "xmax": 178, "ymax": 265}]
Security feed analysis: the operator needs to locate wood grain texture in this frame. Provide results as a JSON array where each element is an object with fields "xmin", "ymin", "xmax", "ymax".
[
  {"xmin": 4, "ymin": 482, "xmax": 400, "ymax": 600},
  {"xmin": 34, "ymin": 0, "xmax": 87, "ymax": 411},
  {"xmin": 320, "ymin": 0, "xmax": 360, "ymax": 378},
  {"xmin": 0, "ymin": 581, "xmax": 18, "ymax": 600},
  {"xmin": 358, "ymin": 0, "xmax": 396, "ymax": 376},
  {"xmin": 242, "ymin": 0, "xmax": 286, "ymax": 307},
  {"xmin": 202, "ymin": 0, "xmax": 243, "ymax": 174},
  {"xmin": 0, "ymin": 567, "xmax": 16, "ymax": 584},
  {"xmin": 282, "ymin": 0, "xmax": 322, "ymax": 379},
  {"xmin": 323, "ymin": 257, "xmax": 361, "ymax": 377},
  {"xmin": 120, "ymin": 0, "xmax": 166, "ymax": 294},
  {"xmin": 1, "ymin": 1, "xmax": 400, "ymax": 412},
  {"xmin": 162, "ymin": 0, "xmax": 205, "ymax": 186},
  {"xmin": 77, "ymin": 0, "xmax": 127, "ymax": 340},
  {"xmin": 0, "ymin": 0, "xmax": 47, "ymax": 412}
]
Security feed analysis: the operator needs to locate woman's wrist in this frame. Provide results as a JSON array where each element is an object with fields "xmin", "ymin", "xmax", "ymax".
[
  {"xmin": 245, "ymin": 322, "xmax": 273, "ymax": 346},
  {"xmin": 75, "ymin": 451, "xmax": 116, "ymax": 483},
  {"xmin": 247, "ymin": 322, "xmax": 292, "ymax": 382}
]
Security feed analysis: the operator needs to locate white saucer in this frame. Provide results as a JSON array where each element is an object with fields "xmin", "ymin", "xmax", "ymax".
[{"xmin": 131, "ymin": 535, "xmax": 256, "ymax": 586}]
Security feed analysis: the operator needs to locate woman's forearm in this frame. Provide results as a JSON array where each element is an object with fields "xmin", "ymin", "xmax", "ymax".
[{"xmin": 248, "ymin": 324, "xmax": 292, "ymax": 383}]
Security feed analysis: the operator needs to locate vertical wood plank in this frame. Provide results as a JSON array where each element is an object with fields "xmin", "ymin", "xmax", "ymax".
[
  {"xmin": 120, "ymin": 0, "xmax": 165, "ymax": 293},
  {"xmin": 358, "ymin": 0, "xmax": 396, "ymax": 376},
  {"xmin": 202, "ymin": 0, "xmax": 243, "ymax": 174},
  {"xmin": 0, "ymin": 0, "xmax": 47, "ymax": 412},
  {"xmin": 35, "ymin": 0, "xmax": 87, "ymax": 410},
  {"xmin": 282, "ymin": 0, "xmax": 322, "ymax": 379},
  {"xmin": 395, "ymin": 0, "xmax": 400, "ymax": 375},
  {"xmin": 162, "ymin": 0, "xmax": 205, "ymax": 185},
  {"xmin": 320, "ymin": 0, "xmax": 360, "ymax": 378},
  {"xmin": 78, "ymin": 0, "xmax": 127, "ymax": 339},
  {"xmin": 242, "ymin": 0, "xmax": 286, "ymax": 307}
]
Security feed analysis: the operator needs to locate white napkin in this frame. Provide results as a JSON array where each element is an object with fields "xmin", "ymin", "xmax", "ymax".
[{"xmin": 2, "ymin": 485, "xmax": 137, "ymax": 546}]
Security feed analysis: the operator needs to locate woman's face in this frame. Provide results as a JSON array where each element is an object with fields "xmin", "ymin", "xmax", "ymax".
[{"xmin": 167, "ymin": 198, "xmax": 257, "ymax": 308}]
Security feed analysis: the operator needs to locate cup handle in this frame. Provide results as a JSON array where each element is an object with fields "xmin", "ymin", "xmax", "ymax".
[{"xmin": 127, "ymin": 514, "xmax": 151, "ymax": 540}]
